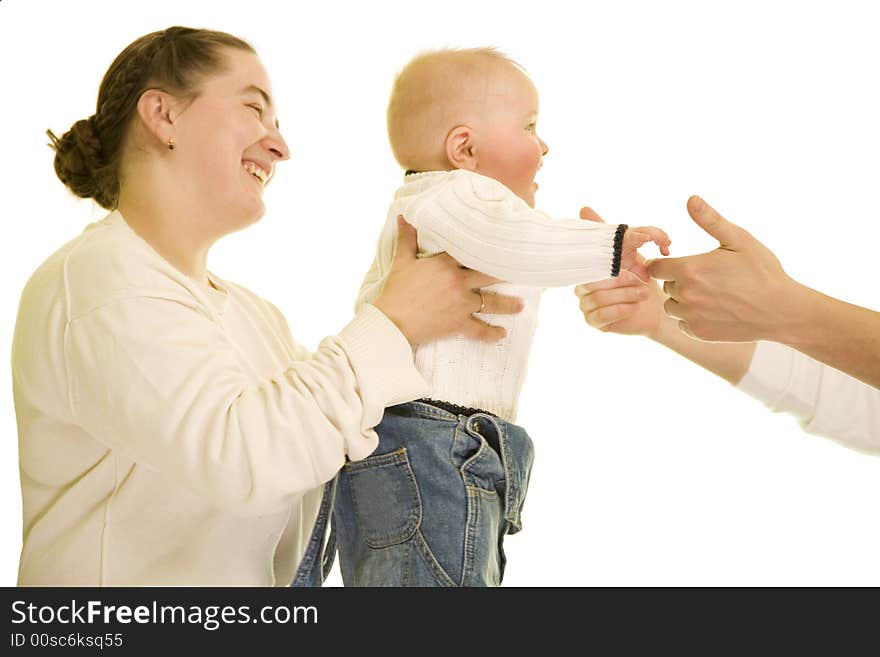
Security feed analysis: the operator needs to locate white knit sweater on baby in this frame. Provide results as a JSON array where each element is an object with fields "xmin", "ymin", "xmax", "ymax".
[{"xmin": 357, "ymin": 170, "xmax": 624, "ymax": 422}]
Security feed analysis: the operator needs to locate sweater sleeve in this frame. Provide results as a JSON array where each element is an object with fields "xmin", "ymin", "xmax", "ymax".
[
  {"xmin": 66, "ymin": 298, "xmax": 427, "ymax": 517},
  {"xmin": 737, "ymin": 341, "xmax": 880, "ymax": 452},
  {"xmin": 410, "ymin": 172, "xmax": 623, "ymax": 287}
]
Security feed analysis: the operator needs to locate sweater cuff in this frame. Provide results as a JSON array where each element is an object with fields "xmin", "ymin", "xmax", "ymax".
[
  {"xmin": 338, "ymin": 304, "xmax": 429, "ymax": 455},
  {"xmin": 611, "ymin": 224, "xmax": 628, "ymax": 277},
  {"xmin": 736, "ymin": 341, "xmax": 819, "ymax": 421}
]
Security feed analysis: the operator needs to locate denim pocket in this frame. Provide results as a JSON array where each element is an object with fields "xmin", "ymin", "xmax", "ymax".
[{"xmin": 345, "ymin": 447, "xmax": 422, "ymax": 548}]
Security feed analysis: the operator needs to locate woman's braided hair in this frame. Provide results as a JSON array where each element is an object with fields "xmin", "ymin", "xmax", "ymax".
[{"xmin": 48, "ymin": 26, "xmax": 254, "ymax": 210}]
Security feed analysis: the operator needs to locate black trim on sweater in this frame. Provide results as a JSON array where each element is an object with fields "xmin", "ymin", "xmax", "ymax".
[{"xmin": 611, "ymin": 223, "xmax": 628, "ymax": 277}]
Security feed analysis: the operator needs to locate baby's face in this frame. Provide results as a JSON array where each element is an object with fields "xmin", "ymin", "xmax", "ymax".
[{"xmin": 473, "ymin": 68, "xmax": 548, "ymax": 207}]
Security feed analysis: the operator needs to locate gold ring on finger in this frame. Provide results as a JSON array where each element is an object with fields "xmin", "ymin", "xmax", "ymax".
[{"xmin": 475, "ymin": 290, "xmax": 485, "ymax": 314}]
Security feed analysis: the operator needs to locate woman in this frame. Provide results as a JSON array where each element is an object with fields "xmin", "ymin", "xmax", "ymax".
[{"xmin": 12, "ymin": 26, "xmax": 521, "ymax": 586}]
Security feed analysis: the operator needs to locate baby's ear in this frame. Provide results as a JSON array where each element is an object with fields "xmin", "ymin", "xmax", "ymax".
[{"xmin": 445, "ymin": 125, "xmax": 477, "ymax": 171}]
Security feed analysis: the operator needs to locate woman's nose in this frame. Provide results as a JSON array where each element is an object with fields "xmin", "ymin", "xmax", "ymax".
[{"xmin": 265, "ymin": 129, "xmax": 291, "ymax": 161}]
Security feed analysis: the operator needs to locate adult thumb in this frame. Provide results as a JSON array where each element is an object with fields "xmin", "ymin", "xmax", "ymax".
[
  {"xmin": 393, "ymin": 215, "xmax": 418, "ymax": 263},
  {"xmin": 687, "ymin": 195, "xmax": 747, "ymax": 248},
  {"xmin": 579, "ymin": 206, "xmax": 606, "ymax": 223}
]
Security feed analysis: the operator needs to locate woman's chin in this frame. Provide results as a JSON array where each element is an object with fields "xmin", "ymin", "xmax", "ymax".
[
  {"xmin": 218, "ymin": 199, "xmax": 266, "ymax": 234},
  {"xmin": 242, "ymin": 202, "xmax": 266, "ymax": 227}
]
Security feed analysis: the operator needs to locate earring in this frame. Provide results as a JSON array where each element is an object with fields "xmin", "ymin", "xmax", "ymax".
[{"xmin": 167, "ymin": 138, "xmax": 175, "ymax": 151}]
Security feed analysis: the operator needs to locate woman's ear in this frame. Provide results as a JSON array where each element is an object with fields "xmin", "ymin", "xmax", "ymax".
[
  {"xmin": 445, "ymin": 125, "xmax": 477, "ymax": 171},
  {"xmin": 135, "ymin": 89, "xmax": 177, "ymax": 148}
]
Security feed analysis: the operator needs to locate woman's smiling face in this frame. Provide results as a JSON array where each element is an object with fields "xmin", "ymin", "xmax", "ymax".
[{"xmin": 169, "ymin": 48, "xmax": 290, "ymax": 231}]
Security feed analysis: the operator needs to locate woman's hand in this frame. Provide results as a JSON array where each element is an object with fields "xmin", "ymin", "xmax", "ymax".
[
  {"xmin": 574, "ymin": 204, "xmax": 758, "ymax": 385},
  {"xmin": 374, "ymin": 216, "xmax": 524, "ymax": 346},
  {"xmin": 574, "ymin": 207, "xmax": 666, "ymax": 338},
  {"xmin": 647, "ymin": 195, "xmax": 798, "ymax": 343}
]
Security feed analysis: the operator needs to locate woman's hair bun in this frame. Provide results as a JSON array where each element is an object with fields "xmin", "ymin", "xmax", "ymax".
[
  {"xmin": 48, "ymin": 27, "xmax": 256, "ymax": 210},
  {"xmin": 48, "ymin": 116, "xmax": 113, "ymax": 207}
]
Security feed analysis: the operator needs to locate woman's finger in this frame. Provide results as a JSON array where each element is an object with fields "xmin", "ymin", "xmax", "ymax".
[
  {"xmin": 678, "ymin": 319, "xmax": 697, "ymax": 340},
  {"xmin": 579, "ymin": 206, "xmax": 606, "ymax": 223},
  {"xmin": 393, "ymin": 215, "xmax": 418, "ymax": 264},
  {"xmin": 582, "ymin": 286, "xmax": 647, "ymax": 312},
  {"xmin": 462, "ymin": 268, "xmax": 504, "ymax": 289},
  {"xmin": 663, "ymin": 296, "xmax": 684, "ymax": 320},
  {"xmin": 463, "ymin": 316, "xmax": 507, "ymax": 343},
  {"xmin": 581, "ymin": 301, "xmax": 637, "ymax": 329},
  {"xmin": 574, "ymin": 269, "xmax": 645, "ymax": 296},
  {"xmin": 474, "ymin": 291, "xmax": 524, "ymax": 315}
]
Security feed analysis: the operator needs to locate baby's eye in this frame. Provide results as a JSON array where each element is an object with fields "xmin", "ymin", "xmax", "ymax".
[
  {"xmin": 526, "ymin": 123, "xmax": 536, "ymax": 133},
  {"xmin": 247, "ymin": 104, "xmax": 264, "ymax": 118}
]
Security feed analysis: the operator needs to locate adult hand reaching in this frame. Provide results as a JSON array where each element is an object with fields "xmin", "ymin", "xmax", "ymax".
[
  {"xmin": 575, "ymin": 199, "xmax": 879, "ymax": 448},
  {"xmin": 574, "ymin": 207, "xmax": 666, "ymax": 338},
  {"xmin": 574, "ymin": 204, "xmax": 758, "ymax": 385},
  {"xmin": 648, "ymin": 196, "xmax": 879, "ymax": 389},
  {"xmin": 647, "ymin": 196, "xmax": 801, "ymax": 342},
  {"xmin": 374, "ymin": 216, "xmax": 524, "ymax": 346}
]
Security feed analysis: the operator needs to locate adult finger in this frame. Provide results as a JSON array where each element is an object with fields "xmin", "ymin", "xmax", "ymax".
[
  {"xmin": 462, "ymin": 268, "xmax": 504, "ymax": 289},
  {"xmin": 579, "ymin": 206, "xmax": 606, "ymax": 223},
  {"xmin": 677, "ymin": 319, "xmax": 697, "ymax": 340},
  {"xmin": 581, "ymin": 301, "xmax": 638, "ymax": 329},
  {"xmin": 464, "ymin": 317, "xmax": 507, "ymax": 343},
  {"xmin": 424, "ymin": 253, "xmax": 504, "ymax": 287},
  {"xmin": 476, "ymin": 291, "xmax": 524, "ymax": 315},
  {"xmin": 646, "ymin": 256, "xmax": 693, "ymax": 281},
  {"xmin": 662, "ymin": 280, "xmax": 679, "ymax": 300},
  {"xmin": 687, "ymin": 195, "xmax": 749, "ymax": 248},
  {"xmin": 574, "ymin": 269, "xmax": 644, "ymax": 296},
  {"xmin": 580, "ymin": 286, "xmax": 647, "ymax": 311},
  {"xmin": 663, "ymin": 296, "xmax": 685, "ymax": 320},
  {"xmin": 393, "ymin": 215, "xmax": 418, "ymax": 263}
]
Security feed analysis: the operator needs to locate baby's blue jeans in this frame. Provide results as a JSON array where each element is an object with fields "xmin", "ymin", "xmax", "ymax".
[{"xmin": 329, "ymin": 400, "xmax": 535, "ymax": 587}]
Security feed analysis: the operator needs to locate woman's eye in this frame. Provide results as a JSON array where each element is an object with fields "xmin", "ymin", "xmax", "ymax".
[{"xmin": 248, "ymin": 104, "xmax": 264, "ymax": 117}]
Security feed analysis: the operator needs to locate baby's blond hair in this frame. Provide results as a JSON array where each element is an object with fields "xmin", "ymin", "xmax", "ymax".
[{"xmin": 387, "ymin": 47, "xmax": 524, "ymax": 172}]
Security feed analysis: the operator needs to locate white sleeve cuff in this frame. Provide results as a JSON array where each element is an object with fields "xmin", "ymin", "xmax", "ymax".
[
  {"xmin": 337, "ymin": 304, "xmax": 429, "ymax": 459},
  {"xmin": 736, "ymin": 340, "xmax": 821, "ymax": 422}
]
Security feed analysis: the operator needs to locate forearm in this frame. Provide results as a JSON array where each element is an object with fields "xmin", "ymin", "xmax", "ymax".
[
  {"xmin": 69, "ymin": 300, "xmax": 427, "ymax": 517},
  {"xmin": 770, "ymin": 283, "xmax": 880, "ymax": 389},
  {"xmin": 647, "ymin": 310, "xmax": 880, "ymax": 447},
  {"xmin": 650, "ymin": 315, "xmax": 756, "ymax": 385}
]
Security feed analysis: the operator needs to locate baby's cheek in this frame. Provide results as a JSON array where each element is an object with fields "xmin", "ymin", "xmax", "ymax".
[{"xmin": 515, "ymin": 144, "xmax": 542, "ymax": 177}]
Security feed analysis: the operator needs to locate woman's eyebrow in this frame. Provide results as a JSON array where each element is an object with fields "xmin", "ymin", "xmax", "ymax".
[{"xmin": 240, "ymin": 85, "xmax": 280, "ymax": 129}]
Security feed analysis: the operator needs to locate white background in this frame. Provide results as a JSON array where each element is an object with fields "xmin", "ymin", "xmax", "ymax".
[{"xmin": 0, "ymin": 0, "xmax": 877, "ymax": 586}]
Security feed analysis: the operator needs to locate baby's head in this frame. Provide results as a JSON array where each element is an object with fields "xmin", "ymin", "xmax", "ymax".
[{"xmin": 388, "ymin": 48, "xmax": 548, "ymax": 207}]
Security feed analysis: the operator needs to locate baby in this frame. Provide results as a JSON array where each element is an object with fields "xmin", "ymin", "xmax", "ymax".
[{"xmin": 331, "ymin": 48, "xmax": 670, "ymax": 586}]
